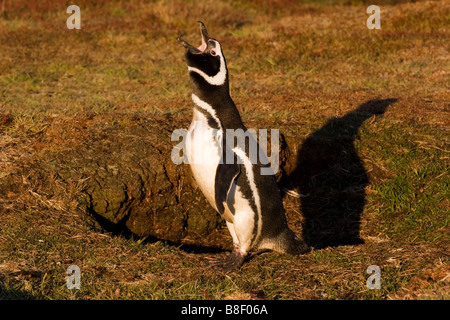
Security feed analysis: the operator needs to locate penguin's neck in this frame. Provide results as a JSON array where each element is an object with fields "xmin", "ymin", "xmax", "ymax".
[{"xmin": 191, "ymin": 82, "xmax": 244, "ymax": 130}]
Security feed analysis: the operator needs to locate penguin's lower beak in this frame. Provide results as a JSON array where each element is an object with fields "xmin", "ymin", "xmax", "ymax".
[
  {"xmin": 177, "ymin": 21, "xmax": 210, "ymax": 54},
  {"xmin": 177, "ymin": 36, "xmax": 199, "ymax": 54}
]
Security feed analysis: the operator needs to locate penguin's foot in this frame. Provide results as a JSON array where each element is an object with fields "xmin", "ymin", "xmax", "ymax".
[
  {"xmin": 207, "ymin": 245, "xmax": 246, "ymax": 272},
  {"xmin": 208, "ymin": 252, "xmax": 246, "ymax": 272}
]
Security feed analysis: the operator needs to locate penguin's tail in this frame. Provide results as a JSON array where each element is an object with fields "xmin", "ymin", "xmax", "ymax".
[
  {"xmin": 263, "ymin": 229, "xmax": 310, "ymax": 255},
  {"xmin": 282, "ymin": 229, "xmax": 310, "ymax": 255}
]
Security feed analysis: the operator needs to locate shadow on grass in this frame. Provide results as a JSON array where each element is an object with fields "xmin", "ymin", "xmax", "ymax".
[
  {"xmin": 0, "ymin": 280, "xmax": 46, "ymax": 300},
  {"xmin": 89, "ymin": 210, "xmax": 227, "ymax": 254},
  {"xmin": 283, "ymin": 98, "xmax": 398, "ymax": 249}
]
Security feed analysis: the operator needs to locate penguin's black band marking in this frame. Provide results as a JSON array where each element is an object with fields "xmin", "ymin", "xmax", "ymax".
[{"xmin": 193, "ymin": 105, "xmax": 220, "ymax": 130}]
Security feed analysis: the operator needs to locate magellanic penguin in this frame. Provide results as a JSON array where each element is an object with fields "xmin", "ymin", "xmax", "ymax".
[{"xmin": 178, "ymin": 22, "xmax": 309, "ymax": 271}]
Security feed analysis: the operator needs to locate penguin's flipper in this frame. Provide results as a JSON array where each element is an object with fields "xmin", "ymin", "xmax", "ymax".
[{"xmin": 214, "ymin": 162, "xmax": 240, "ymax": 215}]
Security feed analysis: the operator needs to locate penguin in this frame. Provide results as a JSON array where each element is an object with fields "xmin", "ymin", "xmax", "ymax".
[{"xmin": 178, "ymin": 22, "xmax": 309, "ymax": 271}]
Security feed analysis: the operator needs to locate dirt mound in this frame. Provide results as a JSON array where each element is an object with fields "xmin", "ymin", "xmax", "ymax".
[{"xmin": 0, "ymin": 113, "xmax": 219, "ymax": 242}]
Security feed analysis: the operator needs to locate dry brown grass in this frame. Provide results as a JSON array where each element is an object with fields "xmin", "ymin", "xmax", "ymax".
[{"xmin": 0, "ymin": 0, "xmax": 448, "ymax": 299}]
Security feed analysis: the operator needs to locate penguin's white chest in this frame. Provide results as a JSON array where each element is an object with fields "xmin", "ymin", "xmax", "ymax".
[{"xmin": 186, "ymin": 109, "xmax": 222, "ymax": 209}]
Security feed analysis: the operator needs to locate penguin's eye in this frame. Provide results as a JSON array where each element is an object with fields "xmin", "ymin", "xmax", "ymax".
[{"xmin": 210, "ymin": 49, "xmax": 217, "ymax": 56}]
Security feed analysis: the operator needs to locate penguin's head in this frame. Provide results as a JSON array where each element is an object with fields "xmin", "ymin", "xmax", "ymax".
[{"xmin": 177, "ymin": 22, "xmax": 228, "ymax": 87}]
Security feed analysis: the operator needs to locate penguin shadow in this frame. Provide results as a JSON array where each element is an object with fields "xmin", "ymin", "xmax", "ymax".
[
  {"xmin": 283, "ymin": 98, "xmax": 397, "ymax": 249},
  {"xmin": 88, "ymin": 211, "xmax": 228, "ymax": 254}
]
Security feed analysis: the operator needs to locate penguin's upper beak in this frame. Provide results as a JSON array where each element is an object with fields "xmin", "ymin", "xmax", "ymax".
[{"xmin": 177, "ymin": 21, "xmax": 210, "ymax": 54}]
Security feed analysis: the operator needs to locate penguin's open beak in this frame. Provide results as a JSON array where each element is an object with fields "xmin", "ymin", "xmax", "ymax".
[{"xmin": 177, "ymin": 21, "xmax": 210, "ymax": 54}]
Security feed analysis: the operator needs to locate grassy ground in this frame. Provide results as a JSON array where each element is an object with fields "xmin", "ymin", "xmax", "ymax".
[{"xmin": 0, "ymin": 0, "xmax": 449, "ymax": 299}]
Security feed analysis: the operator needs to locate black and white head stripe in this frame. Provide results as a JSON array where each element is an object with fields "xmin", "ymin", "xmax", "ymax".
[{"xmin": 187, "ymin": 40, "xmax": 227, "ymax": 86}]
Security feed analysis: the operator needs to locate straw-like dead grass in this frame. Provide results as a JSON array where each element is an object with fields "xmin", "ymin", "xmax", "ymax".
[{"xmin": 0, "ymin": 0, "xmax": 448, "ymax": 299}]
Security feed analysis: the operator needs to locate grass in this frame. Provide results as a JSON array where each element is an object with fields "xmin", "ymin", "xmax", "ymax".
[{"xmin": 0, "ymin": 0, "xmax": 449, "ymax": 300}]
